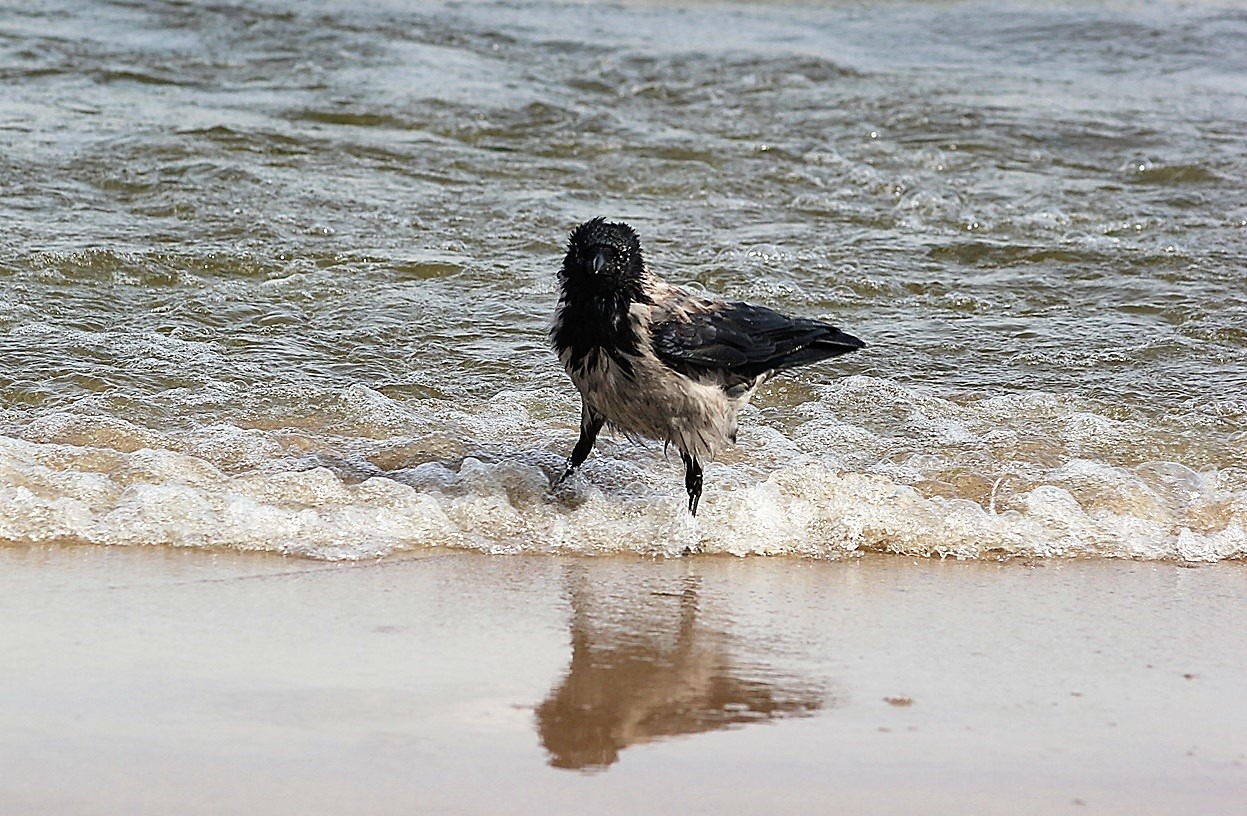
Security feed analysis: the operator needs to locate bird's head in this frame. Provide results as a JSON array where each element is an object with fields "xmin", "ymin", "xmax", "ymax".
[{"xmin": 561, "ymin": 218, "xmax": 648, "ymax": 300}]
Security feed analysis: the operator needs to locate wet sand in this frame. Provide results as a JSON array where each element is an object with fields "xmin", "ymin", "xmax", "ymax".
[{"xmin": 2, "ymin": 545, "xmax": 1244, "ymax": 815}]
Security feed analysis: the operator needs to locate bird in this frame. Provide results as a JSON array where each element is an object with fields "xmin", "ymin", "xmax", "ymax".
[{"xmin": 549, "ymin": 217, "xmax": 864, "ymax": 515}]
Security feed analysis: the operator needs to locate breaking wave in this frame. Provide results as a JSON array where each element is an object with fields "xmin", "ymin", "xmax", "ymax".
[{"xmin": 3, "ymin": 380, "xmax": 1243, "ymax": 562}]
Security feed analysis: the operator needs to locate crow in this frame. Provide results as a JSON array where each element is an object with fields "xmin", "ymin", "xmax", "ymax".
[{"xmin": 550, "ymin": 218, "xmax": 864, "ymax": 515}]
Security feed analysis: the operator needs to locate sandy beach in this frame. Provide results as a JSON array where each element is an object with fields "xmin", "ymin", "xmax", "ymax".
[{"xmin": 2, "ymin": 545, "xmax": 1243, "ymax": 815}]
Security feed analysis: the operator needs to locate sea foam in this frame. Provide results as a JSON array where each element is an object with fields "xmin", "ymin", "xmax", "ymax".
[{"xmin": 1, "ymin": 381, "xmax": 1243, "ymax": 562}]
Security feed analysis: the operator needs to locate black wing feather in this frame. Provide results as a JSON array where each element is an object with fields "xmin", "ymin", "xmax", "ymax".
[{"xmin": 652, "ymin": 302, "xmax": 864, "ymax": 381}]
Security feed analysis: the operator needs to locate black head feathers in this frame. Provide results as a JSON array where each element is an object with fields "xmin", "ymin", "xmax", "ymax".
[{"xmin": 561, "ymin": 218, "xmax": 647, "ymax": 299}]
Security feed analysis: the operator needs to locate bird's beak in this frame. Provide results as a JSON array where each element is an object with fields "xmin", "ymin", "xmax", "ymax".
[{"xmin": 590, "ymin": 249, "xmax": 609, "ymax": 275}]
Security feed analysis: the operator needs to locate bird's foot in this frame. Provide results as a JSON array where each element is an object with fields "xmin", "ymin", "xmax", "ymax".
[
  {"xmin": 549, "ymin": 459, "xmax": 577, "ymax": 491},
  {"xmin": 684, "ymin": 460, "xmax": 703, "ymax": 516}
]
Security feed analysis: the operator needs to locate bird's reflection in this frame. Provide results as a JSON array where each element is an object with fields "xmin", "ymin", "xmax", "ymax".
[{"xmin": 536, "ymin": 566, "xmax": 827, "ymax": 771}]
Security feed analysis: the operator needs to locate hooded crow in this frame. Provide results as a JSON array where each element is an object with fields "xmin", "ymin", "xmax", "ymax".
[{"xmin": 550, "ymin": 218, "xmax": 864, "ymax": 515}]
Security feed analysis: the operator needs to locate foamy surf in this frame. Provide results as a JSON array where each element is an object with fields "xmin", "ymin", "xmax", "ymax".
[
  {"xmin": 5, "ymin": 0, "xmax": 1247, "ymax": 565},
  {"xmin": 2, "ymin": 381, "xmax": 1242, "ymax": 562}
]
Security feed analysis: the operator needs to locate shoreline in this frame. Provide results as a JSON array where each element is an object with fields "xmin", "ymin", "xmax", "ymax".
[{"xmin": 3, "ymin": 544, "xmax": 1244, "ymax": 814}]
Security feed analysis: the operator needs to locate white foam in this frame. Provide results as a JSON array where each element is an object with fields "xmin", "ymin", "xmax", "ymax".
[{"xmin": 1, "ymin": 381, "xmax": 1244, "ymax": 562}]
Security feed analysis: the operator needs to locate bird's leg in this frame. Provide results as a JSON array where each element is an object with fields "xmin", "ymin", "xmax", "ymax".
[
  {"xmin": 682, "ymin": 453, "xmax": 703, "ymax": 516},
  {"xmin": 554, "ymin": 410, "xmax": 604, "ymax": 487}
]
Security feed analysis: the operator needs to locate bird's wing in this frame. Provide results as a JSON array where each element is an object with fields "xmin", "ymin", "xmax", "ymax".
[{"xmin": 651, "ymin": 301, "xmax": 864, "ymax": 381}]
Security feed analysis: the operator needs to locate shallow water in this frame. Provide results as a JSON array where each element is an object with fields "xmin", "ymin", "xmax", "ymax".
[{"xmin": 2, "ymin": 0, "xmax": 1246, "ymax": 560}]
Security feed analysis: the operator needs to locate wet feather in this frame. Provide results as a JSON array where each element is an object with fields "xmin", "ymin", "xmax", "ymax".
[{"xmin": 550, "ymin": 218, "xmax": 864, "ymax": 515}]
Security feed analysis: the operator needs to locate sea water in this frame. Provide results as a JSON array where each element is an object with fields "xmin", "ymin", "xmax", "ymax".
[{"xmin": 2, "ymin": 0, "xmax": 1245, "ymax": 560}]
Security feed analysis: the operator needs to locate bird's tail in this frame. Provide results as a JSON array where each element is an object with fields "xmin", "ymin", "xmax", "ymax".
[
  {"xmin": 778, "ymin": 324, "xmax": 865, "ymax": 370},
  {"xmin": 813, "ymin": 326, "xmax": 865, "ymax": 355}
]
